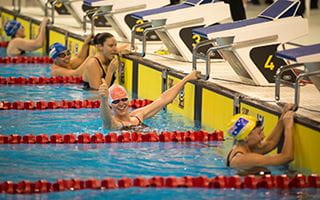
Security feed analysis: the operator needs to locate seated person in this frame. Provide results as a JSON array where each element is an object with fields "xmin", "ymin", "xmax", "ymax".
[
  {"xmin": 82, "ymin": 32, "xmax": 129, "ymax": 90},
  {"xmin": 226, "ymin": 103, "xmax": 295, "ymax": 173},
  {"xmin": 5, "ymin": 17, "xmax": 48, "ymax": 56},
  {"xmin": 50, "ymin": 34, "xmax": 92, "ymax": 77},
  {"xmin": 98, "ymin": 70, "xmax": 201, "ymax": 130}
]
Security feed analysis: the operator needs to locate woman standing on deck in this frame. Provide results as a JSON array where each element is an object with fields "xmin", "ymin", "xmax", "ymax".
[
  {"xmin": 226, "ymin": 103, "xmax": 295, "ymax": 173},
  {"xmin": 98, "ymin": 70, "xmax": 201, "ymax": 130},
  {"xmin": 5, "ymin": 17, "xmax": 49, "ymax": 56}
]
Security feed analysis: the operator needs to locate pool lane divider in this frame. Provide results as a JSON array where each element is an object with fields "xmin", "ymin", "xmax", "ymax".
[
  {"xmin": 0, "ymin": 41, "xmax": 9, "ymax": 48},
  {"xmin": 0, "ymin": 76, "xmax": 82, "ymax": 85},
  {"xmin": 0, "ymin": 174, "xmax": 319, "ymax": 194},
  {"xmin": 0, "ymin": 56, "xmax": 53, "ymax": 64},
  {"xmin": 0, "ymin": 99, "xmax": 153, "ymax": 110},
  {"xmin": 0, "ymin": 130, "xmax": 224, "ymax": 144}
]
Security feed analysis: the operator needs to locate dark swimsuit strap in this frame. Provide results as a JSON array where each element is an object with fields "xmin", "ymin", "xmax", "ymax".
[
  {"xmin": 93, "ymin": 57, "xmax": 106, "ymax": 78},
  {"xmin": 226, "ymin": 150, "xmax": 244, "ymax": 167},
  {"xmin": 119, "ymin": 116, "xmax": 142, "ymax": 128}
]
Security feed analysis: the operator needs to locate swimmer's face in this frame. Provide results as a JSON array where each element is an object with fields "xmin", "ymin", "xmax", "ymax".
[
  {"xmin": 109, "ymin": 86, "xmax": 129, "ymax": 116},
  {"xmin": 99, "ymin": 37, "xmax": 117, "ymax": 60},
  {"xmin": 246, "ymin": 126, "xmax": 265, "ymax": 147},
  {"xmin": 16, "ymin": 25, "xmax": 25, "ymax": 38},
  {"xmin": 111, "ymin": 96, "xmax": 129, "ymax": 116},
  {"xmin": 55, "ymin": 50, "xmax": 71, "ymax": 67}
]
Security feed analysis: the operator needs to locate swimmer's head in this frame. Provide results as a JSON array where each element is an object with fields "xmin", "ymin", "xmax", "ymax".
[
  {"xmin": 108, "ymin": 84, "xmax": 128, "ymax": 106},
  {"xmin": 4, "ymin": 20, "xmax": 21, "ymax": 37},
  {"xmin": 49, "ymin": 42, "xmax": 68, "ymax": 59},
  {"xmin": 227, "ymin": 114, "xmax": 258, "ymax": 141}
]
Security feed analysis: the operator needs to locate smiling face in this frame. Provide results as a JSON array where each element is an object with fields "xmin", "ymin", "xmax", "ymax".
[
  {"xmin": 54, "ymin": 50, "xmax": 71, "ymax": 67},
  {"xmin": 98, "ymin": 37, "xmax": 117, "ymax": 61},
  {"xmin": 109, "ymin": 84, "xmax": 129, "ymax": 117}
]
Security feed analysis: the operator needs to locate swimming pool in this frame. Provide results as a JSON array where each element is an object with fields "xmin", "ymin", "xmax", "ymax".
[{"xmin": 0, "ymin": 61, "xmax": 319, "ymax": 199}]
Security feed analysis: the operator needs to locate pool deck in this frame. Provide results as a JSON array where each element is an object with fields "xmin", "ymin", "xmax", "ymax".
[{"xmin": 3, "ymin": 5, "xmax": 320, "ymax": 126}]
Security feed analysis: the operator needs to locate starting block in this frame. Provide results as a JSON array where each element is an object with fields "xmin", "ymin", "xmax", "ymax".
[
  {"xmin": 83, "ymin": 0, "xmax": 170, "ymax": 41},
  {"xmin": 129, "ymin": 0, "xmax": 231, "ymax": 61},
  {"xmin": 192, "ymin": 0, "xmax": 308, "ymax": 85}
]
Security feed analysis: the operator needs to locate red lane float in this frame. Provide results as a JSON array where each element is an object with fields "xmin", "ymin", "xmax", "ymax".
[
  {"xmin": 0, "ymin": 56, "xmax": 53, "ymax": 64},
  {"xmin": 0, "ymin": 130, "xmax": 224, "ymax": 144},
  {"xmin": 0, "ymin": 99, "xmax": 153, "ymax": 110},
  {"xmin": 0, "ymin": 41, "xmax": 9, "ymax": 48},
  {"xmin": 0, "ymin": 174, "xmax": 318, "ymax": 194},
  {"xmin": 0, "ymin": 76, "xmax": 83, "ymax": 85}
]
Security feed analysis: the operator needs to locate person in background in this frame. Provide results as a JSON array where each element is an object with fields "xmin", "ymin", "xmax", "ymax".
[
  {"xmin": 226, "ymin": 104, "xmax": 295, "ymax": 174},
  {"xmin": 50, "ymin": 34, "xmax": 92, "ymax": 77},
  {"xmin": 5, "ymin": 17, "xmax": 49, "ymax": 56},
  {"xmin": 82, "ymin": 32, "xmax": 129, "ymax": 90},
  {"xmin": 98, "ymin": 70, "xmax": 201, "ymax": 130}
]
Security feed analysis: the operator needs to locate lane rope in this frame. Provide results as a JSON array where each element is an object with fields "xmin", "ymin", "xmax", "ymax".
[
  {"xmin": 0, "ymin": 56, "xmax": 53, "ymax": 64},
  {"xmin": 0, "ymin": 99, "xmax": 153, "ymax": 110},
  {"xmin": 0, "ymin": 130, "xmax": 224, "ymax": 144},
  {"xmin": 0, "ymin": 174, "xmax": 319, "ymax": 194},
  {"xmin": 0, "ymin": 76, "xmax": 82, "ymax": 85}
]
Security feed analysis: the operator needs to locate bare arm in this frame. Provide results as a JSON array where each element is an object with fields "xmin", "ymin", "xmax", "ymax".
[
  {"xmin": 99, "ymin": 79, "xmax": 120, "ymax": 129},
  {"xmin": 83, "ymin": 58, "xmax": 103, "ymax": 90},
  {"xmin": 69, "ymin": 34, "xmax": 92, "ymax": 69},
  {"xmin": 230, "ymin": 111, "xmax": 294, "ymax": 169},
  {"xmin": 257, "ymin": 103, "xmax": 294, "ymax": 154},
  {"xmin": 131, "ymin": 71, "xmax": 201, "ymax": 120},
  {"xmin": 12, "ymin": 17, "xmax": 48, "ymax": 51},
  {"xmin": 104, "ymin": 57, "xmax": 118, "ymax": 86}
]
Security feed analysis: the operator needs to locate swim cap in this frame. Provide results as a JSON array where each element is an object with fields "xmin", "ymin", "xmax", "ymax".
[
  {"xmin": 4, "ymin": 20, "xmax": 21, "ymax": 37},
  {"xmin": 49, "ymin": 42, "xmax": 67, "ymax": 59},
  {"xmin": 108, "ymin": 84, "xmax": 128, "ymax": 105},
  {"xmin": 227, "ymin": 114, "xmax": 257, "ymax": 140}
]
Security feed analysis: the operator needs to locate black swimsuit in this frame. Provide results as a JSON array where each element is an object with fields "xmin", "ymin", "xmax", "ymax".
[
  {"xmin": 83, "ymin": 57, "xmax": 116, "ymax": 90},
  {"xmin": 120, "ymin": 116, "xmax": 149, "ymax": 131},
  {"xmin": 226, "ymin": 150, "xmax": 244, "ymax": 167}
]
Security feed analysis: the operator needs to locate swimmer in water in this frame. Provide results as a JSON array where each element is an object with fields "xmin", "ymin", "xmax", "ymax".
[{"xmin": 98, "ymin": 70, "xmax": 201, "ymax": 130}]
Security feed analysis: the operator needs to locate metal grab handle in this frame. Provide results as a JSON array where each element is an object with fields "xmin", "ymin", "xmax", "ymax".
[
  {"xmin": 294, "ymin": 70, "xmax": 320, "ymax": 111},
  {"xmin": 131, "ymin": 22, "xmax": 152, "ymax": 55},
  {"xmin": 274, "ymin": 63, "xmax": 305, "ymax": 102},
  {"xmin": 192, "ymin": 39, "xmax": 231, "ymax": 81}
]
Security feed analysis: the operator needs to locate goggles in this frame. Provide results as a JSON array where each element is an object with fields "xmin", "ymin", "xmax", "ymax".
[
  {"xmin": 111, "ymin": 97, "xmax": 128, "ymax": 104},
  {"xmin": 57, "ymin": 50, "xmax": 71, "ymax": 58}
]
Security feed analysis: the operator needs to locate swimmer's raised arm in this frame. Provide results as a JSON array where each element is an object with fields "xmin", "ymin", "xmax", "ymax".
[
  {"xmin": 99, "ymin": 78, "xmax": 113, "ymax": 129},
  {"xmin": 132, "ymin": 70, "xmax": 201, "ymax": 120}
]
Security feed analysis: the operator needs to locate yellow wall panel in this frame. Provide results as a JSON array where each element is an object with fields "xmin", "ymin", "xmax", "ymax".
[
  {"xmin": 49, "ymin": 30, "xmax": 65, "ymax": 47},
  {"xmin": 67, "ymin": 37, "xmax": 83, "ymax": 57},
  {"xmin": 138, "ymin": 65, "xmax": 162, "ymax": 100},
  {"xmin": 16, "ymin": 17, "xmax": 30, "ymax": 40},
  {"xmin": 202, "ymin": 88, "xmax": 233, "ymax": 131},
  {"xmin": 120, "ymin": 57, "xmax": 133, "ymax": 94},
  {"xmin": 292, "ymin": 124, "xmax": 320, "ymax": 174},
  {"xmin": 166, "ymin": 75, "xmax": 195, "ymax": 120},
  {"xmin": 1, "ymin": 12, "xmax": 14, "ymax": 40}
]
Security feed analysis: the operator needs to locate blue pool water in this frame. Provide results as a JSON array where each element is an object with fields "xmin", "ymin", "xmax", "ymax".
[
  {"xmin": 0, "ymin": 63, "xmax": 319, "ymax": 199},
  {"xmin": 0, "ymin": 109, "xmax": 198, "ymax": 135},
  {"xmin": 0, "ymin": 85, "xmax": 97, "ymax": 101},
  {"xmin": 0, "ymin": 64, "xmax": 51, "ymax": 77}
]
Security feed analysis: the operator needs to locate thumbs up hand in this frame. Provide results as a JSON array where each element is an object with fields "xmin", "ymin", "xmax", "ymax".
[{"xmin": 99, "ymin": 78, "xmax": 109, "ymax": 98}]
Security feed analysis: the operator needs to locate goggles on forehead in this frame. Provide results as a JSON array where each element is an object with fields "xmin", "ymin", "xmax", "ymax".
[
  {"xmin": 57, "ymin": 49, "xmax": 71, "ymax": 58},
  {"xmin": 111, "ymin": 97, "xmax": 128, "ymax": 104}
]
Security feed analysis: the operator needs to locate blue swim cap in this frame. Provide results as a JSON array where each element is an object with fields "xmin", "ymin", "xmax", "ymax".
[
  {"xmin": 49, "ymin": 42, "xmax": 67, "ymax": 59},
  {"xmin": 4, "ymin": 20, "xmax": 21, "ymax": 37}
]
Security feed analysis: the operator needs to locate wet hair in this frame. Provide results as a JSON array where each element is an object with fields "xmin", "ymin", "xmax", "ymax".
[{"xmin": 91, "ymin": 32, "xmax": 114, "ymax": 45}]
